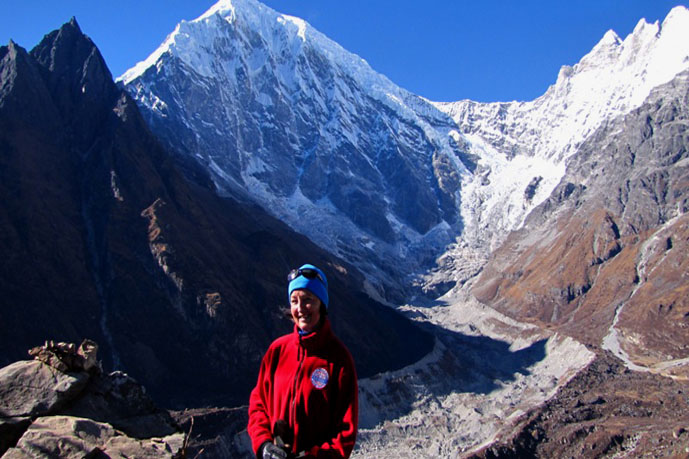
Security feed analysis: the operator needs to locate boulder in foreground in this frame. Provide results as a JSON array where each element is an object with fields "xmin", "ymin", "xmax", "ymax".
[{"xmin": 0, "ymin": 340, "xmax": 184, "ymax": 457}]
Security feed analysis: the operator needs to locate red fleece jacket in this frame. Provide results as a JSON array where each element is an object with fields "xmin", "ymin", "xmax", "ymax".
[{"xmin": 248, "ymin": 319, "xmax": 358, "ymax": 458}]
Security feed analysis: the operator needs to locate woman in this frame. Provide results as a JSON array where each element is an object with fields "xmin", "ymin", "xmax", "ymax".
[{"xmin": 248, "ymin": 264, "xmax": 358, "ymax": 459}]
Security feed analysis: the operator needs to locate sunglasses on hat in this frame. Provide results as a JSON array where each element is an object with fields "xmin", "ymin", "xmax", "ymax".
[{"xmin": 287, "ymin": 267, "xmax": 325, "ymax": 284}]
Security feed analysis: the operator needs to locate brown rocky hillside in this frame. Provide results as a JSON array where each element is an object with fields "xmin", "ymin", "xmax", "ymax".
[{"xmin": 473, "ymin": 70, "xmax": 689, "ymax": 375}]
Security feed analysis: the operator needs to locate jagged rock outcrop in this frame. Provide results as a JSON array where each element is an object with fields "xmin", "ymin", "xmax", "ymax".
[
  {"xmin": 170, "ymin": 407, "xmax": 250, "ymax": 458},
  {"xmin": 28, "ymin": 340, "xmax": 100, "ymax": 374},
  {"xmin": 0, "ymin": 361, "xmax": 89, "ymax": 420},
  {"xmin": 0, "ymin": 341, "xmax": 183, "ymax": 458}
]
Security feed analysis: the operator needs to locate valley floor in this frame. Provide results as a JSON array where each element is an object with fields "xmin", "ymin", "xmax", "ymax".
[{"xmin": 352, "ymin": 285, "xmax": 594, "ymax": 458}]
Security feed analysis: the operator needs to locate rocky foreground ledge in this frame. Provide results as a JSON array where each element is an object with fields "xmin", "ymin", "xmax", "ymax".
[{"xmin": 0, "ymin": 340, "xmax": 185, "ymax": 458}]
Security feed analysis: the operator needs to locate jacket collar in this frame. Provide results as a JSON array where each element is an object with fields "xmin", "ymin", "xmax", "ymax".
[{"xmin": 293, "ymin": 318, "xmax": 333, "ymax": 352}]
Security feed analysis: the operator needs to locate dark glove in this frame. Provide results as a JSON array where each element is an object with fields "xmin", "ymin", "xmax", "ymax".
[{"xmin": 260, "ymin": 441, "xmax": 289, "ymax": 459}]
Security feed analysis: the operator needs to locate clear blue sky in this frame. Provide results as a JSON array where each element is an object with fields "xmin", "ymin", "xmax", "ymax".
[{"xmin": 1, "ymin": 1, "xmax": 686, "ymax": 102}]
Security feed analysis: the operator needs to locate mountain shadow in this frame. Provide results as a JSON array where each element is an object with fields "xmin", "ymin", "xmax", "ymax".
[
  {"xmin": 358, "ymin": 320, "xmax": 549, "ymax": 429},
  {"xmin": 0, "ymin": 19, "xmax": 433, "ymax": 408}
]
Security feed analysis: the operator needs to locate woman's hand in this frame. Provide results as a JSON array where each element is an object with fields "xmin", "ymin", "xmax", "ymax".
[{"xmin": 260, "ymin": 441, "xmax": 290, "ymax": 459}]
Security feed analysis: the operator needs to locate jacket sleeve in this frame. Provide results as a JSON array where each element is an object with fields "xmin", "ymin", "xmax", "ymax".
[
  {"xmin": 306, "ymin": 351, "xmax": 358, "ymax": 459},
  {"xmin": 248, "ymin": 347, "xmax": 275, "ymax": 455}
]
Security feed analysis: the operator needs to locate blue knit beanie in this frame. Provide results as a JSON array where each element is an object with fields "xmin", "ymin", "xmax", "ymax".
[{"xmin": 288, "ymin": 264, "xmax": 329, "ymax": 308}]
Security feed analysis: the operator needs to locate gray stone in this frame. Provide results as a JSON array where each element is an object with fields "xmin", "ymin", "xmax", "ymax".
[
  {"xmin": 3, "ymin": 415, "xmax": 184, "ymax": 459},
  {"xmin": 0, "ymin": 360, "xmax": 89, "ymax": 418},
  {"xmin": 62, "ymin": 371, "xmax": 178, "ymax": 439},
  {"xmin": 102, "ymin": 432, "xmax": 185, "ymax": 459}
]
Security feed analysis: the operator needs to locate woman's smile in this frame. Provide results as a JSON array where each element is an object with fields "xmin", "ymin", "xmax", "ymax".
[{"xmin": 290, "ymin": 289, "xmax": 321, "ymax": 332}]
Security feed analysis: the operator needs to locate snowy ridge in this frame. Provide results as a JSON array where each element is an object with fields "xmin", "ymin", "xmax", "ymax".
[
  {"xmin": 435, "ymin": 5, "xmax": 689, "ymax": 253},
  {"xmin": 122, "ymin": 1, "xmax": 689, "ymax": 299},
  {"xmin": 122, "ymin": 0, "xmax": 421, "ymax": 117},
  {"xmin": 121, "ymin": 0, "xmax": 470, "ymax": 299}
]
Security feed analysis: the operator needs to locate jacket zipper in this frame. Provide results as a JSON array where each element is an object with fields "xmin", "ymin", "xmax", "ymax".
[{"xmin": 290, "ymin": 335, "xmax": 305, "ymax": 448}]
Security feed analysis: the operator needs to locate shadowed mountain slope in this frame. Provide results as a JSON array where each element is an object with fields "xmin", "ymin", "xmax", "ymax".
[
  {"xmin": 0, "ymin": 18, "xmax": 432, "ymax": 408},
  {"xmin": 121, "ymin": 0, "xmax": 473, "ymax": 302}
]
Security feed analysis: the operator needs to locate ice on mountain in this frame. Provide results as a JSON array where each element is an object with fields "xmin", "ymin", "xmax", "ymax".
[
  {"xmin": 121, "ymin": 0, "xmax": 689, "ymax": 299},
  {"xmin": 435, "ymin": 5, "xmax": 689, "ymax": 258}
]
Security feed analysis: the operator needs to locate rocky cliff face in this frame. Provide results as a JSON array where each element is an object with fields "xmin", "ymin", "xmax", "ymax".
[
  {"xmin": 120, "ymin": 0, "xmax": 473, "ymax": 301},
  {"xmin": 0, "ymin": 18, "xmax": 433, "ymax": 408},
  {"xmin": 472, "ymin": 69, "xmax": 689, "ymax": 377},
  {"xmin": 466, "ymin": 352, "xmax": 689, "ymax": 458}
]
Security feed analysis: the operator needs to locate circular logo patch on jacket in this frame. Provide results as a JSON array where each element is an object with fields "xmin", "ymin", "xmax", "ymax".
[{"xmin": 311, "ymin": 368, "xmax": 329, "ymax": 389}]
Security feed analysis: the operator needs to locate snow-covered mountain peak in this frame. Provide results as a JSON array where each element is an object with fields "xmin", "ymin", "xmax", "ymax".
[
  {"xmin": 598, "ymin": 29, "xmax": 622, "ymax": 48},
  {"xmin": 431, "ymin": 5, "xmax": 689, "ymax": 262},
  {"xmin": 196, "ymin": 0, "xmax": 236, "ymax": 22},
  {"xmin": 575, "ymin": 29, "xmax": 621, "ymax": 73},
  {"xmin": 121, "ymin": 0, "xmax": 411, "ymax": 108},
  {"xmin": 565, "ymin": 5, "xmax": 689, "ymax": 109},
  {"xmin": 200, "ymin": 0, "xmax": 307, "ymax": 44},
  {"xmin": 663, "ymin": 4, "xmax": 689, "ymax": 25},
  {"xmin": 121, "ymin": 0, "xmax": 470, "ymax": 300},
  {"xmin": 198, "ymin": 0, "xmax": 303, "ymax": 38}
]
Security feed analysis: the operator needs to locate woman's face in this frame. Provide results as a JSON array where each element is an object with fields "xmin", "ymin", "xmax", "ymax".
[{"xmin": 290, "ymin": 289, "xmax": 322, "ymax": 332}]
